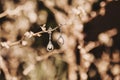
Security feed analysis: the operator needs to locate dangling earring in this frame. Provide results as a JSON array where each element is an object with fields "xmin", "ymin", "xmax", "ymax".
[
  {"xmin": 57, "ymin": 27, "xmax": 64, "ymax": 46},
  {"xmin": 47, "ymin": 27, "xmax": 54, "ymax": 52}
]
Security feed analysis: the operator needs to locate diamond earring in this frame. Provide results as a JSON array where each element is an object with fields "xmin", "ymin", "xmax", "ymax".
[
  {"xmin": 57, "ymin": 27, "xmax": 64, "ymax": 46},
  {"xmin": 47, "ymin": 27, "xmax": 54, "ymax": 52}
]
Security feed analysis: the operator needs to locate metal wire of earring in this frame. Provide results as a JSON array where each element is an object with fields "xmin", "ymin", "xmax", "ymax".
[
  {"xmin": 57, "ymin": 26, "xmax": 64, "ymax": 46},
  {"xmin": 47, "ymin": 27, "xmax": 54, "ymax": 52}
]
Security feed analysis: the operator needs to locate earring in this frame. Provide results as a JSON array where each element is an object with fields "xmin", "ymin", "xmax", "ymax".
[
  {"xmin": 47, "ymin": 27, "xmax": 54, "ymax": 52},
  {"xmin": 57, "ymin": 27, "xmax": 64, "ymax": 46}
]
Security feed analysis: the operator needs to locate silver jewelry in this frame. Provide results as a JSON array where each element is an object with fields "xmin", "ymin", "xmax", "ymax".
[
  {"xmin": 47, "ymin": 27, "xmax": 54, "ymax": 52},
  {"xmin": 57, "ymin": 27, "xmax": 64, "ymax": 46}
]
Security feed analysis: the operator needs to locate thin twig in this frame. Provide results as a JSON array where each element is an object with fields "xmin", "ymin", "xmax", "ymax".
[
  {"xmin": 0, "ymin": 26, "xmax": 60, "ymax": 49},
  {"xmin": 0, "ymin": 11, "xmax": 7, "ymax": 18},
  {"xmin": 33, "ymin": 26, "xmax": 59, "ymax": 36},
  {"xmin": 36, "ymin": 49, "xmax": 62, "ymax": 61},
  {"xmin": 0, "ymin": 6, "xmax": 22, "ymax": 18}
]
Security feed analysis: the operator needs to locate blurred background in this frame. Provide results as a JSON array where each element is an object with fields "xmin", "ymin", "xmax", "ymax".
[{"xmin": 0, "ymin": 0, "xmax": 120, "ymax": 80}]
